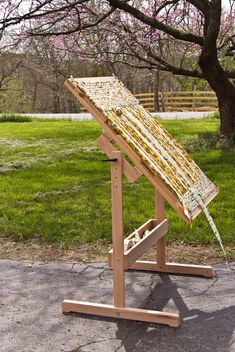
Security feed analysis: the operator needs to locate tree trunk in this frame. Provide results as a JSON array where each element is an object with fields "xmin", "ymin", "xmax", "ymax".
[
  {"xmin": 199, "ymin": 53, "xmax": 235, "ymax": 137},
  {"xmin": 217, "ymin": 90, "xmax": 235, "ymax": 137},
  {"xmin": 32, "ymin": 81, "xmax": 38, "ymax": 112}
]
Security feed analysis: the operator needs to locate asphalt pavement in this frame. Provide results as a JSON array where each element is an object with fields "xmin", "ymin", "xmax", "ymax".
[{"xmin": 0, "ymin": 260, "xmax": 234, "ymax": 352}]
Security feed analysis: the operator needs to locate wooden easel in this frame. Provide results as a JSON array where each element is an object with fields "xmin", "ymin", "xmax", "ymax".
[{"xmin": 62, "ymin": 77, "xmax": 216, "ymax": 327}]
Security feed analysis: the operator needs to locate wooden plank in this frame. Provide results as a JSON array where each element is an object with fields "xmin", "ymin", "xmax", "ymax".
[
  {"xmin": 62, "ymin": 300, "xmax": 180, "ymax": 327},
  {"xmin": 163, "ymin": 91, "xmax": 215, "ymax": 95},
  {"xmin": 141, "ymin": 102, "xmax": 155, "ymax": 107},
  {"xmin": 129, "ymin": 261, "xmax": 213, "ymax": 278},
  {"xmin": 73, "ymin": 76, "xmax": 117, "ymax": 82},
  {"xmin": 109, "ymin": 219, "xmax": 160, "ymax": 264},
  {"xmin": 134, "ymin": 93, "xmax": 154, "ymax": 97},
  {"xmin": 164, "ymin": 104, "xmax": 217, "ymax": 109},
  {"xmin": 124, "ymin": 219, "xmax": 168, "ymax": 269},
  {"xmin": 199, "ymin": 108, "xmax": 216, "ymax": 111},
  {"xmin": 164, "ymin": 96, "xmax": 217, "ymax": 101},
  {"xmin": 64, "ymin": 79, "xmax": 192, "ymax": 223},
  {"xmin": 109, "ymin": 219, "xmax": 168, "ymax": 269},
  {"xmin": 110, "ymin": 219, "xmax": 168, "ymax": 268},
  {"xmin": 155, "ymin": 190, "xmax": 166, "ymax": 269},
  {"xmin": 111, "ymin": 151, "xmax": 125, "ymax": 308},
  {"xmin": 141, "ymin": 105, "xmax": 154, "ymax": 109},
  {"xmin": 138, "ymin": 98, "xmax": 155, "ymax": 102},
  {"xmin": 96, "ymin": 133, "xmax": 142, "ymax": 183},
  {"xmin": 165, "ymin": 107, "xmax": 217, "ymax": 112},
  {"xmin": 164, "ymin": 102, "xmax": 203, "ymax": 106}
]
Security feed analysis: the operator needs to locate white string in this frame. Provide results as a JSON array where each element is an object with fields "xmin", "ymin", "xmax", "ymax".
[
  {"xmin": 125, "ymin": 110, "xmax": 192, "ymax": 188},
  {"xmin": 189, "ymin": 188, "xmax": 230, "ymax": 269},
  {"xmin": 107, "ymin": 114, "xmax": 181, "ymax": 194},
  {"xmin": 131, "ymin": 106, "xmax": 202, "ymax": 180},
  {"xmin": 109, "ymin": 111, "xmax": 190, "ymax": 198}
]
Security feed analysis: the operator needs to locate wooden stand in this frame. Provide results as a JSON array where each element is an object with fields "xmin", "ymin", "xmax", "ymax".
[{"xmin": 62, "ymin": 135, "xmax": 213, "ymax": 328}]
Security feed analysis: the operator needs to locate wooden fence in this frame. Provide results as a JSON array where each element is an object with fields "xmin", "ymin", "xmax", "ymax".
[
  {"xmin": 80, "ymin": 91, "xmax": 218, "ymax": 113},
  {"xmin": 134, "ymin": 93, "xmax": 156, "ymax": 112},
  {"xmin": 135, "ymin": 91, "xmax": 218, "ymax": 112}
]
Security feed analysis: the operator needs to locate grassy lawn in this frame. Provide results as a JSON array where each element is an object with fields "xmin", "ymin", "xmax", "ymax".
[{"xmin": 0, "ymin": 118, "xmax": 234, "ymax": 252}]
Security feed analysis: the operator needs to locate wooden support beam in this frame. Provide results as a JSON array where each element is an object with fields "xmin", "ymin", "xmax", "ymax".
[
  {"xmin": 62, "ymin": 301, "xmax": 180, "ymax": 327},
  {"xmin": 111, "ymin": 151, "xmax": 125, "ymax": 308},
  {"xmin": 129, "ymin": 261, "xmax": 213, "ymax": 278},
  {"xmin": 96, "ymin": 133, "xmax": 142, "ymax": 183},
  {"xmin": 155, "ymin": 190, "xmax": 166, "ymax": 270}
]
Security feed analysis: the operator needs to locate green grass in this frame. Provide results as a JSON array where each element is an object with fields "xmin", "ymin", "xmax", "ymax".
[{"xmin": 0, "ymin": 118, "xmax": 234, "ymax": 247}]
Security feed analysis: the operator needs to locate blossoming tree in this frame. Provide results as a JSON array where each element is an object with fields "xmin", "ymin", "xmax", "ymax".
[{"xmin": 0, "ymin": 0, "xmax": 234, "ymax": 137}]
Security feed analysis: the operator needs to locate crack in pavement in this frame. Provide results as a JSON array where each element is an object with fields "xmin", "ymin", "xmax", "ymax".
[
  {"xmin": 69, "ymin": 263, "xmax": 77, "ymax": 273},
  {"xmin": 181, "ymin": 271, "xmax": 219, "ymax": 299},
  {"xmin": 69, "ymin": 263, "xmax": 107, "ymax": 275},
  {"xmin": 67, "ymin": 337, "xmax": 120, "ymax": 352},
  {"xmin": 98, "ymin": 267, "xmax": 111, "ymax": 282}
]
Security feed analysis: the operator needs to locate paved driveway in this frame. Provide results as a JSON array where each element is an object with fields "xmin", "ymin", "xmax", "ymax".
[{"xmin": 0, "ymin": 260, "xmax": 234, "ymax": 352}]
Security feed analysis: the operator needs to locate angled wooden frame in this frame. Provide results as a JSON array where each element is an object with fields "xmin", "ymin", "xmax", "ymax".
[
  {"xmin": 62, "ymin": 77, "xmax": 215, "ymax": 328},
  {"xmin": 65, "ymin": 79, "xmax": 218, "ymax": 223}
]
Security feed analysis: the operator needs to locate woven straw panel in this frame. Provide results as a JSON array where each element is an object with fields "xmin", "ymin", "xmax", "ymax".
[{"xmin": 73, "ymin": 77, "xmax": 217, "ymax": 220}]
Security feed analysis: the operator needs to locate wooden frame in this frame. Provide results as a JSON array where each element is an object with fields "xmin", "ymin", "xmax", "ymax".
[
  {"xmin": 62, "ymin": 77, "xmax": 215, "ymax": 328},
  {"xmin": 108, "ymin": 219, "xmax": 169, "ymax": 269}
]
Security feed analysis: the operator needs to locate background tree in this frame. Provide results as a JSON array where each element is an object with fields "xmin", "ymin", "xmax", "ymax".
[
  {"xmin": 106, "ymin": 0, "xmax": 235, "ymax": 137},
  {"xmin": 0, "ymin": 0, "xmax": 234, "ymax": 137}
]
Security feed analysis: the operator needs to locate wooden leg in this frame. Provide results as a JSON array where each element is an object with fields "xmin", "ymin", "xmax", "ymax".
[
  {"xmin": 62, "ymin": 301, "xmax": 180, "ymax": 327},
  {"xmin": 155, "ymin": 190, "xmax": 166, "ymax": 269},
  {"xmin": 156, "ymin": 238, "xmax": 166, "ymax": 269},
  {"xmin": 111, "ymin": 151, "xmax": 125, "ymax": 308},
  {"xmin": 129, "ymin": 261, "xmax": 213, "ymax": 278}
]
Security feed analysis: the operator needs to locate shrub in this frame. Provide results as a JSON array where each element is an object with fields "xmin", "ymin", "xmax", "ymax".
[
  {"xmin": 0, "ymin": 114, "xmax": 33, "ymax": 123},
  {"xmin": 209, "ymin": 111, "xmax": 220, "ymax": 119}
]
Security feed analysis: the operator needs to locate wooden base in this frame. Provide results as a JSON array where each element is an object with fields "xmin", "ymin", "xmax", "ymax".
[
  {"xmin": 62, "ymin": 300, "xmax": 180, "ymax": 327},
  {"xmin": 129, "ymin": 260, "xmax": 213, "ymax": 278}
]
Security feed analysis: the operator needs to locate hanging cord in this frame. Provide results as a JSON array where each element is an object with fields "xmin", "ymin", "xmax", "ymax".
[{"xmin": 189, "ymin": 188, "xmax": 230, "ymax": 269}]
